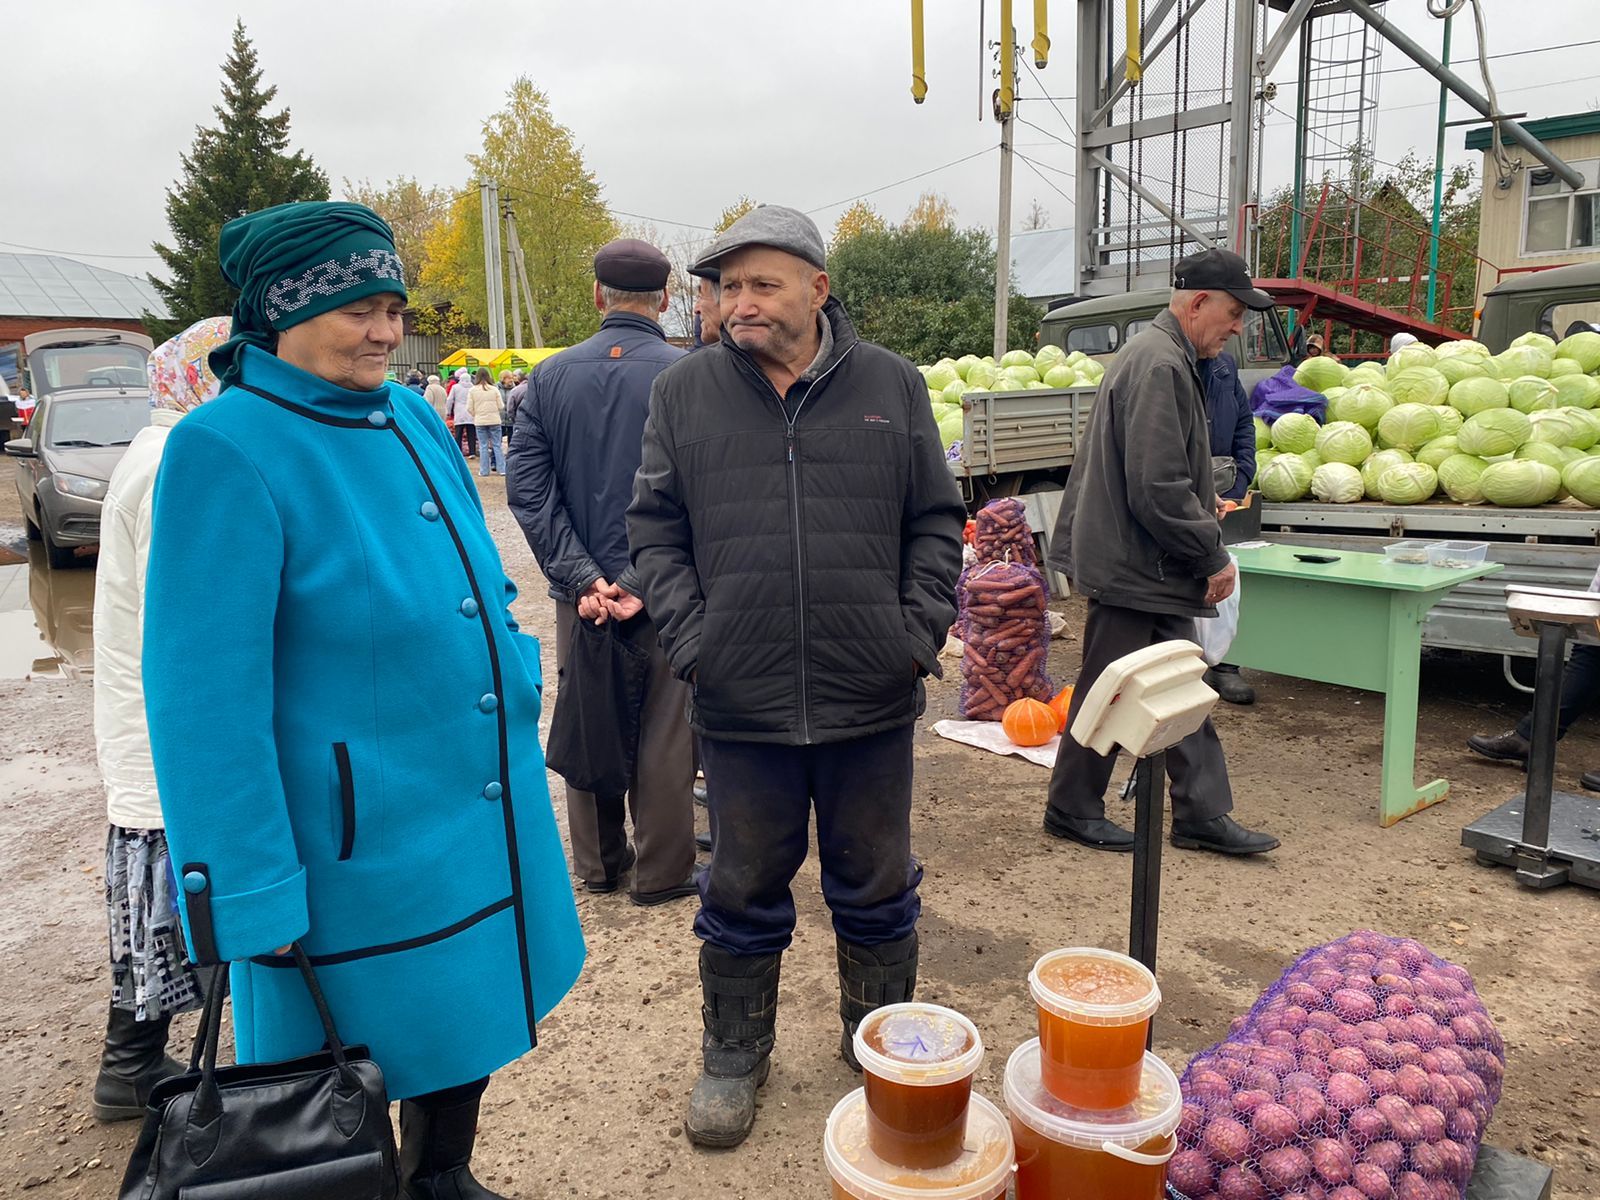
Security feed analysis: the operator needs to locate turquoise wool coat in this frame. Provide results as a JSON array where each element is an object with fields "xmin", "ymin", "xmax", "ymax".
[{"xmin": 142, "ymin": 346, "xmax": 585, "ymax": 1100}]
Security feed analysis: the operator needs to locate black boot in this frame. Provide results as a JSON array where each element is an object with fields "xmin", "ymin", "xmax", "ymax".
[
  {"xmin": 837, "ymin": 932, "xmax": 919, "ymax": 1072},
  {"xmin": 399, "ymin": 1087, "xmax": 506, "ymax": 1200},
  {"xmin": 685, "ymin": 945, "xmax": 779, "ymax": 1149},
  {"xmin": 92, "ymin": 1005, "xmax": 184, "ymax": 1122},
  {"xmin": 1204, "ymin": 663, "xmax": 1256, "ymax": 705}
]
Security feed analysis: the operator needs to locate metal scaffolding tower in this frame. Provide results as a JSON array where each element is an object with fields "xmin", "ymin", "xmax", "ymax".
[{"xmin": 1298, "ymin": 9, "xmax": 1383, "ymax": 195}]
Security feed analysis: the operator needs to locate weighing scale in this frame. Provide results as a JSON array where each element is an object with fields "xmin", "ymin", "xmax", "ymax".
[{"xmin": 1462, "ymin": 585, "xmax": 1600, "ymax": 890}]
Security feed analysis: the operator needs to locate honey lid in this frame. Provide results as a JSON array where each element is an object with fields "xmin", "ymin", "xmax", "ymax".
[
  {"xmin": 824, "ymin": 1089, "xmax": 1015, "ymax": 1200},
  {"xmin": 852, "ymin": 1003, "xmax": 984, "ymax": 1087},
  {"xmin": 1027, "ymin": 947, "xmax": 1161, "ymax": 1027},
  {"xmin": 1003, "ymin": 1039, "xmax": 1181, "ymax": 1155}
]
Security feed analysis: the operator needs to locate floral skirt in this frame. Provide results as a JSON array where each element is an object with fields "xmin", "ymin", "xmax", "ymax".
[{"xmin": 105, "ymin": 826, "xmax": 203, "ymax": 1020}]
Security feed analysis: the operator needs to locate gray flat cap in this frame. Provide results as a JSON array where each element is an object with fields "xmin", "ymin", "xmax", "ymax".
[{"xmin": 691, "ymin": 204, "xmax": 826, "ymax": 277}]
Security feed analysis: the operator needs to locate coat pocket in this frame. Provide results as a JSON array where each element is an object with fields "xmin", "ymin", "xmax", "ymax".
[{"xmin": 331, "ymin": 742, "xmax": 355, "ymax": 862}]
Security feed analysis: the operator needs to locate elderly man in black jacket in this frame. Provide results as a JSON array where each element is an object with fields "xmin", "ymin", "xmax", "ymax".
[
  {"xmin": 1046, "ymin": 249, "xmax": 1279, "ymax": 858},
  {"xmin": 628, "ymin": 205, "xmax": 965, "ymax": 1149}
]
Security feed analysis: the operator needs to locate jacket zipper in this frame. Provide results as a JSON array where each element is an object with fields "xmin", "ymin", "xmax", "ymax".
[{"xmin": 333, "ymin": 742, "xmax": 355, "ymax": 861}]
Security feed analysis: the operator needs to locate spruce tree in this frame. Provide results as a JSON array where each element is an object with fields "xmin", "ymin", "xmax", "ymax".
[{"xmin": 145, "ymin": 20, "xmax": 328, "ymax": 339}]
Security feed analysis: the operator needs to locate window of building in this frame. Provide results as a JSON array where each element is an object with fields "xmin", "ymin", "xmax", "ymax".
[{"xmin": 1523, "ymin": 161, "xmax": 1600, "ymax": 256}]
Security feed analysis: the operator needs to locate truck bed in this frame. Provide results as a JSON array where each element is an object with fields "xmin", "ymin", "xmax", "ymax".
[{"xmin": 954, "ymin": 386, "xmax": 1097, "ymax": 479}]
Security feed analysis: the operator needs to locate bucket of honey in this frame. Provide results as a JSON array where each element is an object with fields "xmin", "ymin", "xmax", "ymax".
[
  {"xmin": 852, "ymin": 1003, "xmax": 985, "ymax": 1168},
  {"xmin": 1027, "ymin": 947, "xmax": 1160, "ymax": 1109},
  {"xmin": 1003, "ymin": 1039, "xmax": 1180, "ymax": 1200},
  {"xmin": 824, "ymin": 1088, "xmax": 1015, "ymax": 1200}
]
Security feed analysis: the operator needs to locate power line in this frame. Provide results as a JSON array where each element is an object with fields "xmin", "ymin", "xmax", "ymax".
[
  {"xmin": 803, "ymin": 147, "xmax": 997, "ymax": 215},
  {"xmin": 1014, "ymin": 153, "xmax": 1078, "ymax": 211},
  {"xmin": 1021, "ymin": 60, "xmax": 1076, "ymax": 139}
]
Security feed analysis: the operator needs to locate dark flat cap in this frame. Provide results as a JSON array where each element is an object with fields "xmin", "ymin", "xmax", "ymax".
[
  {"xmin": 594, "ymin": 238, "xmax": 671, "ymax": 290},
  {"xmin": 691, "ymin": 205, "xmax": 826, "ymax": 276}
]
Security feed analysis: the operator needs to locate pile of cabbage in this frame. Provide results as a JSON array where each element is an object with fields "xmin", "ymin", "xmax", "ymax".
[
  {"xmin": 919, "ymin": 346, "xmax": 1105, "ymax": 451},
  {"xmin": 1254, "ymin": 330, "xmax": 1600, "ymax": 508}
]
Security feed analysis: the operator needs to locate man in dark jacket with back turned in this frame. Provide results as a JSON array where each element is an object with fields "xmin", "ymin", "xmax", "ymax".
[
  {"xmin": 1045, "ymin": 248, "xmax": 1279, "ymax": 858},
  {"xmin": 1200, "ymin": 349, "xmax": 1258, "ymax": 705},
  {"xmin": 627, "ymin": 205, "xmax": 965, "ymax": 1150}
]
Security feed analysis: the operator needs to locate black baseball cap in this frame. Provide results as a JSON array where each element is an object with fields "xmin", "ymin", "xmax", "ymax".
[{"xmin": 1172, "ymin": 248, "xmax": 1274, "ymax": 311}]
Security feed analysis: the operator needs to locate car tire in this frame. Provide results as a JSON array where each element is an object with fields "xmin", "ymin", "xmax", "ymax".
[
  {"xmin": 41, "ymin": 522, "xmax": 76, "ymax": 570},
  {"xmin": 23, "ymin": 506, "xmax": 41, "ymax": 541}
]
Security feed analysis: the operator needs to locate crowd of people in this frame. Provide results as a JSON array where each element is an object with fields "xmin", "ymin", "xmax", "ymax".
[{"xmin": 90, "ymin": 198, "xmax": 1284, "ymax": 1195}]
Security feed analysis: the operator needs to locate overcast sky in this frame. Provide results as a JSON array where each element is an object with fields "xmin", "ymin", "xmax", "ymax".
[{"xmin": 6, "ymin": 0, "xmax": 1598, "ymax": 279}]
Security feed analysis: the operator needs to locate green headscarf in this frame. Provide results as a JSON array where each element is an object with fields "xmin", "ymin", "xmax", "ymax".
[{"xmin": 209, "ymin": 201, "xmax": 408, "ymax": 387}]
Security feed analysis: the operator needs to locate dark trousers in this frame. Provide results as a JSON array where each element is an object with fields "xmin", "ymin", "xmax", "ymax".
[
  {"xmin": 1047, "ymin": 600, "xmax": 1233, "ymax": 825},
  {"xmin": 695, "ymin": 724, "xmax": 922, "ymax": 956},
  {"xmin": 457, "ymin": 422, "xmax": 477, "ymax": 457},
  {"xmin": 554, "ymin": 602, "xmax": 695, "ymax": 892},
  {"xmin": 1516, "ymin": 643, "xmax": 1600, "ymax": 741}
]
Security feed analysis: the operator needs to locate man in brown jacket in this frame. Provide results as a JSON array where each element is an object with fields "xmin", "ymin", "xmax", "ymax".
[{"xmin": 1046, "ymin": 248, "xmax": 1278, "ymax": 857}]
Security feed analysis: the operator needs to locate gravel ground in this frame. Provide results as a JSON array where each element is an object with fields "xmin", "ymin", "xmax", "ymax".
[{"xmin": 0, "ymin": 471, "xmax": 1595, "ymax": 1198}]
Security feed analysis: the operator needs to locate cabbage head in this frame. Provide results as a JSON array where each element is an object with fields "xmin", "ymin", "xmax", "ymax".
[
  {"xmin": 1508, "ymin": 376, "xmax": 1560, "ymax": 413},
  {"xmin": 925, "ymin": 361, "xmax": 960, "ymax": 392},
  {"xmin": 1257, "ymin": 453, "xmax": 1314, "ymax": 501},
  {"xmin": 1559, "ymin": 408, "xmax": 1598, "ymax": 449},
  {"xmin": 1528, "ymin": 408, "xmax": 1585, "ymax": 448},
  {"xmin": 1314, "ymin": 420, "xmax": 1373, "ymax": 466},
  {"xmin": 1515, "ymin": 441, "xmax": 1568, "ymax": 471},
  {"xmin": 1348, "ymin": 363, "xmax": 1388, "ymax": 389},
  {"xmin": 1417, "ymin": 436, "xmax": 1460, "ymax": 470},
  {"xmin": 1562, "ymin": 456, "xmax": 1600, "ymax": 507},
  {"xmin": 1550, "ymin": 358, "xmax": 1583, "ymax": 379},
  {"xmin": 1449, "ymin": 376, "xmax": 1510, "ymax": 416},
  {"xmin": 1254, "ymin": 416, "xmax": 1271, "ymax": 450},
  {"xmin": 1000, "ymin": 349, "xmax": 1035, "ymax": 369},
  {"xmin": 1457, "ymin": 408, "xmax": 1533, "ymax": 457},
  {"xmin": 1064, "ymin": 350, "xmax": 1087, "ymax": 367},
  {"xmin": 1378, "ymin": 462, "xmax": 1438, "ymax": 505},
  {"xmin": 1480, "ymin": 459, "xmax": 1561, "ymax": 507},
  {"xmin": 1433, "ymin": 405, "xmax": 1464, "ymax": 436},
  {"xmin": 1329, "ymin": 383, "xmax": 1393, "ymax": 430},
  {"xmin": 1311, "ymin": 462, "xmax": 1365, "ymax": 504},
  {"xmin": 1492, "ymin": 345, "xmax": 1553, "ymax": 380},
  {"xmin": 1033, "ymin": 345, "xmax": 1066, "ymax": 373},
  {"xmin": 1252, "ymin": 448, "xmax": 1280, "ymax": 484},
  {"xmin": 1387, "ymin": 367, "xmax": 1450, "ymax": 407},
  {"xmin": 1435, "ymin": 354, "xmax": 1490, "ymax": 387},
  {"xmin": 999, "ymin": 366, "xmax": 1039, "ymax": 389},
  {"xmin": 1270, "ymin": 411, "xmax": 1320, "ymax": 454},
  {"xmin": 1386, "ymin": 343, "xmax": 1437, "ymax": 376},
  {"xmin": 1552, "ymin": 373, "xmax": 1600, "ymax": 409},
  {"xmin": 941, "ymin": 379, "xmax": 970, "ymax": 405},
  {"xmin": 1437, "ymin": 453, "xmax": 1490, "ymax": 503},
  {"xmin": 1555, "ymin": 330, "xmax": 1600, "ymax": 373},
  {"xmin": 1437, "ymin": 339, "xmax": 1490, "ymax": 360},
  {"xmin": 1027, "ymin": 381, "xmax": 1051, "ymax": 389},
  {"xmin": 1042, "ymin": 364, "xmax": 1077, "ymax": 388},
  {"xmin": 1294, "ymin": 356, "xmax": 1349, "ymax": 393},
  {"xmin": 965, "ymin": 361, "xmax": 999, "ymax": 390},
  {"xmin": 936, "ymin": 408, "xmax": 964, "ymax": 449},
  {"xmin": 1512, "ymin": 331, "xmax": 1559, "ymax": 354},
  {"xmin": 1300, "ymin": 449, "xmax": 1324, "ymax": 471},
  {"xmin": 1362, "ymin": 448, "xmax": 1414, "ymax": 498},
  {"xmin": 955, "ymin": 354, "xmax": 982, "ymax": 380},
  {"xmin": 1377, "ymin": 402, "xmax": 1445, "ymax": 451},
  {"xmin": 1076, "ymin": 358, "xmax": 1105, "ymax": 382}
]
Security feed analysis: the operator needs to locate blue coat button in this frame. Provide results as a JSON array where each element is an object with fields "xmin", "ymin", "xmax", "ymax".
[
  {"xmin": 478, "ymin": 693, "xmax": 499, "ymax": 713},
  {"xmin": 420, "ymin": 501, "xmax": 440, "ymax": 521},
  {"xmin": 460, "ymin": 598, "xmax": 480, "ymax": 618},
  {"xmin": 483, "ymin": 781, "xmax": 503, "ymax": 801},
  {"xmin": 367, "ymin": 410, "xmax": 389, "ymax": 428},
  {"xmin": 182, "ymin": 870, "xmax": 207, "ymax": 894}
]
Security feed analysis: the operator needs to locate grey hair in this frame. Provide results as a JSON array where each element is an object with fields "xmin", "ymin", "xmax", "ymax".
[
  {"xmin": 600, "ymin": 284, "xmax": 666, "ymax": 311},
  {"xmin": 427, "ymin": 374, "xmax": 440, "ymax": 383}
]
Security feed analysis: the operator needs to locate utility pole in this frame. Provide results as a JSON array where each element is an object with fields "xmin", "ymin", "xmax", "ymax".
[
  {"xmin": 504, "ymin": 201, "xmax": 522, "ymax": 347},
  {"xmin": 504, "ymin": 213, "xmax": 545, "ymax": 349},
  {"xmin": 479, "ymin": 180, "xmax": 507, "ymax": 349},
  {"xmin": 993, "ymin": 0, "xmax": 1016, "ymax": 359}
]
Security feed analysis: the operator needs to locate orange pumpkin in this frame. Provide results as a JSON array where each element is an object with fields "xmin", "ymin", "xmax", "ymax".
[
  {"xmin": 1002, "ymin": 697, "xmax": 1058, "ymax": 747},
  {"xmin": 1047, "ymin": 685, "xmax": 1075, "ymax": 733}
]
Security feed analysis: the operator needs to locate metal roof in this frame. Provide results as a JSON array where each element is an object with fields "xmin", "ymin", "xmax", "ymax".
[
  {"xmin": 1008, "ymin": 226, "xmax": 1076, "ymax": 301},
  {"xmin": 1464, "ymin": 111, "xmax": 1600, "ymax": 153},
  {"xmin": 1484, "ymin": 259, "xmax": 1600, "ymax": 295},
  {"xmin": 0, "ymin": 253, "xmax": 168, "ymax": 321}
]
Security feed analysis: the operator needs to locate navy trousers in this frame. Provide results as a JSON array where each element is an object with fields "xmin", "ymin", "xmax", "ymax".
[
  {"xmin": 695, "ymin": 724, "xmax": 922, "ymax": 957},
  {"xmin": 1516, "ymin": 643, "xmax": 1600, "ymax": 741}
]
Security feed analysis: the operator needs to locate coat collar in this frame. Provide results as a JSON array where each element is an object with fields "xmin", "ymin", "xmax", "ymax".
[
  {"xmin": 235, "ymin": 344, "xmax": 396, "ymax": 418},
  {"xmin": 599, "ymin": 309, "xmax": 668, "ymax": 340}
]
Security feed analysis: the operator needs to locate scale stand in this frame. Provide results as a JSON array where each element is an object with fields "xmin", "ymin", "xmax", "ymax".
[
  {"xmin": 1462, "ymin": 586, "xmax": 1600, "ymax": 891},
  {"xmin": 1128, "ymin": 752, "xmax": 1166, "ymax": 1048}
]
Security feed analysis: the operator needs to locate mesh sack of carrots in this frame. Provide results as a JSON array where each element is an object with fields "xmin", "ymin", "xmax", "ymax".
[{"xmin": 957, "ymin": 559, "xmax": 1053, "ymax": 719}]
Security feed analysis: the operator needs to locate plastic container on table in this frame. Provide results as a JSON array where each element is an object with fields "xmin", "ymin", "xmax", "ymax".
[
  {"xmin": 853, "ymin": 1003, "xmax": 986, "ymax": 1169},
  {"xmin": 1383, "ymin": 539, "xmax": 1443, "ymax": 566},
  {"xmin": 1003, "ymin": 1039, "xmax": 1181, "ymax": 1200},
  {"xmin": 1427, "ymin": 540, "xmax": 1489, "ymax": 569},
  {"xmin": 824, "ymin": 1089, "xmax": 1015, "ymax": 1200},
  {"xmin": 1027, "ymin": 948, "xmax": 1160, "ymax": 1110}
]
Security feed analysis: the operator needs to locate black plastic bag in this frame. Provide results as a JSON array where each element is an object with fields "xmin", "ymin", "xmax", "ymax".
[{"xmin": 545, "ymin": 614, "xmax": 650, "ymax": 796}]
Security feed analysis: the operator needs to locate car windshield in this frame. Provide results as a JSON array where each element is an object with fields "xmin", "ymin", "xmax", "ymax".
[
  {"xmin": 44, "ymin": 396, "xmax": 151, "ymax": 449},
  {"xmin": 1244, "ymin": 309, "xmax": 1290, "ymax": 364},
  {"xmin": 33, "ymin": 344, "xmax": 149, "ymax": 395}
]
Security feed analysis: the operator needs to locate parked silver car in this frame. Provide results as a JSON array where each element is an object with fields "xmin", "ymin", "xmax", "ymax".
[{"xmin": 6, "ymin": 391, "xmax": 151, "ymax": 568}]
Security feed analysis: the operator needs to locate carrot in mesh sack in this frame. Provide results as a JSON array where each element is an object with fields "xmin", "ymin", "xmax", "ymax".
[
  {"xmin": 973, "ymin": 497, "xmax": 1039, "ymax": 570},
  {"xmin": 958, "ymin": 559, "xmax": 1053, "ymax": 719}
]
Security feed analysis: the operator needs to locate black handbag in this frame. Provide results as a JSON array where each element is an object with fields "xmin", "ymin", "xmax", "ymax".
[
  {"xmin": 118, "ymin": 945, "xmax": 398, "ymax": 1200},
  {"xmin": 544, "ymin": 612, "xmax": 652, "ymax": 797}
]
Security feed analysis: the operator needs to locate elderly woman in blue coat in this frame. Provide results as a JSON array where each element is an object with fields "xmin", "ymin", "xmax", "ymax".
[{"xmin": 142, "ymin": 201, "xmax": 585, "ymax": 1200}]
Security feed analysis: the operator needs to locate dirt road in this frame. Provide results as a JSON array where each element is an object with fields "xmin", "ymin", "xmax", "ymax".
[{"xmin": 0, "ymin": 474, "xmax": 1595, "ymax": 1197}]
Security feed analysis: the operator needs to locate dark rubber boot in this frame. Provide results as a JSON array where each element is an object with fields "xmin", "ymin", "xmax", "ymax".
[
  {"xmin": 685, "ymin": 945, "xmax": 779, "ymax": 1149},
  {"xmin": 92, "ymin": 1005, "xmax": 184, "ymax": 1123},
  {"xmin": 837, "ymin": 932, "xmax": 920, "ymax": 1072},
  {"xmin": 399, "ymin": 1089, "xmax": 507, "ymax": 1200}
]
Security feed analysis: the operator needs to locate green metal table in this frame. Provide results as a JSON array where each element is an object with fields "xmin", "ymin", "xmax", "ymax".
[{"xmin": 1225, "ymin": 543, "xmax": 1503, "ymax": 826}]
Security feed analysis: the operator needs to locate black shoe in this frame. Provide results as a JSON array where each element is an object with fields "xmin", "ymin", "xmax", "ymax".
[
  {"xmin": 1043, "ymin": 811, "xmax": 1135, "ymax": 851},
  {"xmin": 1170, "ymin": 814, "xmax": 1279, "ymax": 856},
  {"xmin": 1467, "ymin": 730, "xmax": 1531, "ymax": 765},
  {"xmin": 583, "ymin": 844, "xmax": 636, "ymax": 894},
  {"xmin": 695, "ymin": 830, "xmax": 713, "ymax": 852},
  {"xmin": 632, "ymin": 874, "xmax": 700, "ymax": 907},
  {"xmin": 399, "ymin": 1089, "xmax": 506, "ymax": 1200},
  {"xmin": 837, "ymin": 933, "xmax": 919, "ymax": 1072},
  {"xmin": 1205, "ymin": 664, "xmax": 1256, "ymax": 706},
  {"xmin": 1581, "ymin": 770, "xmax": 1600, "ymax": 792},
  {"xmin": 686, "ymin": 947, "xmax": 779, "ymax": 1149},
  {"xmin": 693, "ymin": 782, "xmax": 709, "ymax": 807},
  {"xmin": 93, "ymin": 1006, "xmax": 183, "ymax": 1123}
]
